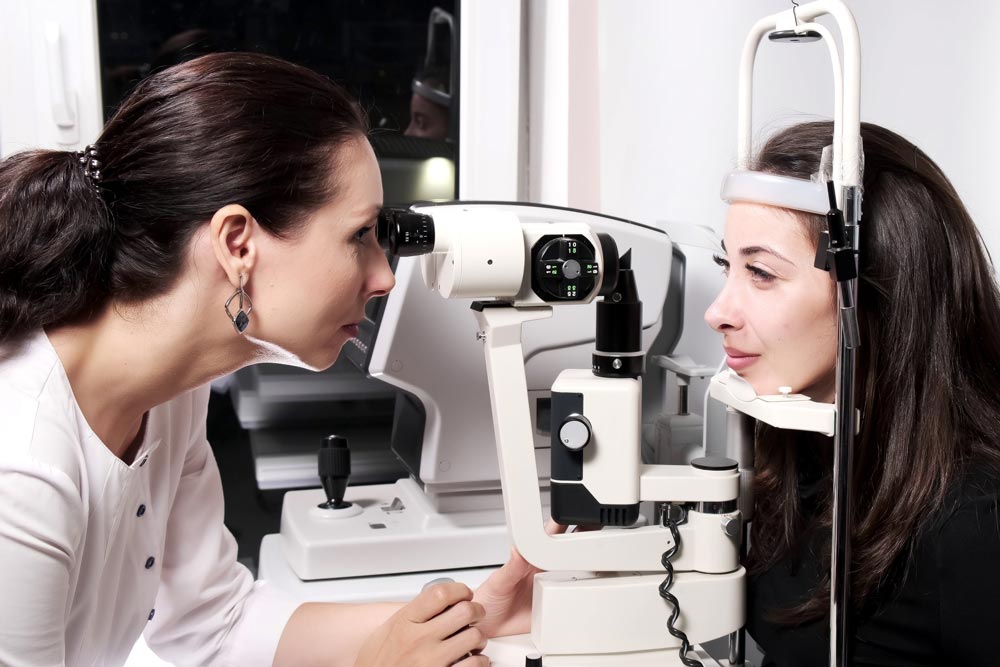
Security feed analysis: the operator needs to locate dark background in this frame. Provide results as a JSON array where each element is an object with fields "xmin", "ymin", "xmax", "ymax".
[{"xmin": 96, "ymin": 0, "xmax": 455, "ymax": 132}]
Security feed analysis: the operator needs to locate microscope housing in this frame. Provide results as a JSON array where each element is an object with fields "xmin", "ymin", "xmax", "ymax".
[{"xmin": 275, "ymin": 203, "xmax": 682, "ymax": 584}]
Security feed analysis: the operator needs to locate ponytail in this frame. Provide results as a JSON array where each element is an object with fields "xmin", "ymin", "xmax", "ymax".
[
  {"xmin": 0, "ymin": 150, "xmax": 114, "ymax": 343},
  {"xmin": 1, "ymin": 53, "xmax": 367, "ymax": 346}
]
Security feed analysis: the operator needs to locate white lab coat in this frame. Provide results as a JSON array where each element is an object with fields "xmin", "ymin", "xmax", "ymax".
[{"xmin": 0, "ymin": 332, "xmax": 299, "ymax": 666}]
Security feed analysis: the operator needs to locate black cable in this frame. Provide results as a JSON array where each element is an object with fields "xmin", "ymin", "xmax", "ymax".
[{"xmin": 660, "ymin": 509, "xmax": 703, "ymax": 667}]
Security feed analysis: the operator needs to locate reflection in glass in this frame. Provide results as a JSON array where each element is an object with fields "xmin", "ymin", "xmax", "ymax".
[{"xmin": 96, "ymin": 0, "xmax": 458, "ymax": 203}]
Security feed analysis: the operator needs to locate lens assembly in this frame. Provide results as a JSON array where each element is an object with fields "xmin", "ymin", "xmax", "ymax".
[
  {"xmin": 377, "ymin": 208, "xmax": 436, "ymax": 257},
  {"xmin": 528, "ymin": 232, "xmax": 618, "ymax": 303}
]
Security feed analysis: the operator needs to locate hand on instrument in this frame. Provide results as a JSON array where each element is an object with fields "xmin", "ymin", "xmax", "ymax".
[
  {"xmin": 354, "ymin": 581, "xmax": 489, "ymax": 667},
  {"xmin": 472, "ymin": 519, "xmax": 574, "ymax": 638}
]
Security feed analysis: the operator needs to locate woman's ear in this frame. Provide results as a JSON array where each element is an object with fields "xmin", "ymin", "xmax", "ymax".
[{"xmin": 209, "ymin": 204, "xmax": 259, "ymax": 287}]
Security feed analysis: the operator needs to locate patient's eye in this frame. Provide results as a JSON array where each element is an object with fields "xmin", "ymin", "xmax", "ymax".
[{"xmin": 746, "ymin": 264, "xmax": 776, "ymax": 283}]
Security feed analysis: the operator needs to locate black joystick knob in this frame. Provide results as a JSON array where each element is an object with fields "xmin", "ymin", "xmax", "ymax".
[{"xmin": 318, "ymin": 435, "xmax": 352, "ymax": 510}]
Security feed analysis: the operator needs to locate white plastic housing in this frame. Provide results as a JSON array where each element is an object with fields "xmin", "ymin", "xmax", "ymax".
[
  {"xmin": 473, "ymin": 307, "xmax": 740, "ymax": 574},
  {"xmin": 531, "ymin": 569, "xmax": 745, "ymax": 655},
  {"xmin": 710, "ymin": 370, "xmax": 837, "ymax": 436},
  {"xmin": 420, "ymin": 207, "xmax": 526, "ymax": 299},
  {"xmin": 551, "ymin": 369, "xmax": 641, "ymax": 505},
  {"xmin": 721, "ymin": 170, "xmax": 831, "ymax": 214},
  {"xmin": 280, "ymin": 479, "xmax": 512, "ymax": 580},
  {"xmin": 416, "ymin": 203, "xmax": 609, "ymax": 306}
]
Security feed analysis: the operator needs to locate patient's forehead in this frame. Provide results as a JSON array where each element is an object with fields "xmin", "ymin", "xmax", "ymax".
[{"xmin": 723, "ymin": 202, "xmax": 816, "ymax": 256}]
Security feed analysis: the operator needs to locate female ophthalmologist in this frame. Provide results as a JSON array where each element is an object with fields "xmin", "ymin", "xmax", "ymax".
[{"xmin": 0, "ymin": 52, "xmax": 549, "ymax": 667}]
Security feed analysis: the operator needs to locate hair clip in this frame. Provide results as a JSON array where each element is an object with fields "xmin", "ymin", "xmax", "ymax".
[{"xmin": 77, "ymin": 144, "xmax": 103, "ymax": 195}]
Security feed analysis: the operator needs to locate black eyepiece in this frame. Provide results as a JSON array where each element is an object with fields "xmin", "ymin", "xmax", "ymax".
[{"xmin": 376, "ymin": 208, "xmax": 436, "ymax": 257}]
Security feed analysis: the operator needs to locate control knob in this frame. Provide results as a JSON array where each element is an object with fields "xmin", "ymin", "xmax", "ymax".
[{"xmin": 558, "ymin": 414, "xmax": 592, "ymax": 451}]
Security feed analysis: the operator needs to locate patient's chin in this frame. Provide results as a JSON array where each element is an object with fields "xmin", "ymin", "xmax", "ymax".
[{"xmin": 744, "ymin": 374, "xmax": 787, "ymax": 397}]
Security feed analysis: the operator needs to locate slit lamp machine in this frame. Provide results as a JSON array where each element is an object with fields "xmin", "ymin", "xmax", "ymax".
[{"xmin": 276, "ymin": 1, "xmax": 864, "ymax": 665}]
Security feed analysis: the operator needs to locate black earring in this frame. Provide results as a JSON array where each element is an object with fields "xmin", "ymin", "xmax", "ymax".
[{"xmin": 224, "ymin": 274, "xmax": 253, "ymax": 334}]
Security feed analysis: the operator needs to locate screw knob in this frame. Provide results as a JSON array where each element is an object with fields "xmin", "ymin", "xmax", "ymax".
[{"xmin": 559, "ymin": 414, "xmax": 592, "ymax": 451}]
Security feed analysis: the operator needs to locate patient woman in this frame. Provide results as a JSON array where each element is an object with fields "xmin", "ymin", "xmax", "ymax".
[
  {"xmin": 706, "ymin": 121, "xmax": 1000, "ymax": 665},
  {"xmin": 0, "ymin": 53, "xmax": 543, "ymax": 667}
]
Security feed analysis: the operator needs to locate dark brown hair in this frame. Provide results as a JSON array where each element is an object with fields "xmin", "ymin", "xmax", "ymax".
[
  {"xmin": 0, "ymin": 52, "xmax": 367, "ymax": 343},
  {"xmin": 747, "ymin": 121, "xmax": 1000, "ymax": 623}
]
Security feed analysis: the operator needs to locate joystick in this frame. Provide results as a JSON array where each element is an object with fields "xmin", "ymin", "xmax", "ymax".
[{"xmin": 318, "ymin": 435, "xmax": 352, "ymax": 510}]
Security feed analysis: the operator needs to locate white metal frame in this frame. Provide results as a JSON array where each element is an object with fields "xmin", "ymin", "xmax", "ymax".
[{"xmin": 737, "ymin": 1, "xmax": 862, "ymax": 195}]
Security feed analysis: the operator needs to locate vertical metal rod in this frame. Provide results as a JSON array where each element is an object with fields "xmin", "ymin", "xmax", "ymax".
[
  {"xmin": 829, "ymin": 185, "xmax": 861, "ymax": 667},
  {"xmin": 729, "ymin": 612, "xmax": 746, "ymax": 665},
  {"xmin": 678, "ymin": 383, "xmax": 690, "ymax": 414},
  {"xmin": 829, "ymin": 343, "xmax": 856, "ymax": 666},
  {"xmin": 729, "ymin": 522, "xmax": 750, "ymax": 666},
  {"xmin": 726, "ymin": 408, "xmax": 756, "ymax": 667}
]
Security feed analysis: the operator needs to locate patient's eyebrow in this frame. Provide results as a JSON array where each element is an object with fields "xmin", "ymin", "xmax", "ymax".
[
  {"xmin": 739, "ymin": 244, "xmax": 794, "ymax": 264},
  {"xmin": 721, "ymin": 240, "xmax": 793, "ymax": 264}
]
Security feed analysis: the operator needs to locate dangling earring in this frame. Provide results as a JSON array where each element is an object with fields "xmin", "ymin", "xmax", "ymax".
[{"xmin": 224, "ymin": 274, "xmax": 254, "ymax": 334}]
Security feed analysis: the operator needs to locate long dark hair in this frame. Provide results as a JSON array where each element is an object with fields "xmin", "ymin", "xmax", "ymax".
[
  {"xmin": 0, "ymin": 52, "xmax": 367, "ymax": 344},
  {"xmin": 747, "ymin": 121, "xmax": 1000, "ymax": 622}
]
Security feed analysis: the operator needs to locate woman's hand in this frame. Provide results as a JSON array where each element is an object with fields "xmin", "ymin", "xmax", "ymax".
[
  {"xmin": 472, "ymin": 520, "xmax": 571, "ymax": 639},
  {"xmin": 354, "ymin": 582, "xmax": 489, "ymax": 667}
]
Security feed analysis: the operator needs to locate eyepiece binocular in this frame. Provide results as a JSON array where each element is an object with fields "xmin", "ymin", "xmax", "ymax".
[
  {"xmin": 376, "ymin": 203, "xmax": 621, "ymax": 307},
  {"xmin": 377, "ymin": 208, "xmax": 436, "ymax": 257}
]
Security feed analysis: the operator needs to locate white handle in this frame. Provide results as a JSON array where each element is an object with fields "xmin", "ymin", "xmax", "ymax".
[{"xmin": 44, "ymin": 22, "xmax": 79, "ymax": 144}]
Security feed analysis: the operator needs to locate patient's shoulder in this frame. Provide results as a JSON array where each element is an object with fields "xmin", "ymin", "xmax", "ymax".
[{"xmin": 934, "ymin": 467, "xmax": 1000, "ymax": 555}]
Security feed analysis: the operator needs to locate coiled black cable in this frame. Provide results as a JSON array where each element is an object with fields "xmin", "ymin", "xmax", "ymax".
[{"xmin": 659, "ymin": 507, "xmax": 703, "ymax": 667}]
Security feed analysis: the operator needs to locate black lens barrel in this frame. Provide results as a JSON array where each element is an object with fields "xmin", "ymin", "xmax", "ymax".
[
  {"xmin": 593, "ymin": 249, "xmax": 643, "ymax": 378},
  {"xmin": 377, "ymin": 208, "xmax": 436, "ymax": 257}
]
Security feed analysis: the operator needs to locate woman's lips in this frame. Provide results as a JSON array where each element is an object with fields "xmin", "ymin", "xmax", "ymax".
[
  {"xmin": 341, "ymin": 323, "xmax": 360, "ymax": 337},
  {"xmin": 725, "ymin": 348, "xmax": 760, "ymax": 371}
]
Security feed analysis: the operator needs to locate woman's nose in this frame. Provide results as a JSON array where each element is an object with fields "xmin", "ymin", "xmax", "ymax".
[
  {"xmin": 704, "ymin": 283, "xmax": 742, "ymax": 333},
  {"xmin": 368, "ymin": 250, "xmax": 396, "ymax": 298}
]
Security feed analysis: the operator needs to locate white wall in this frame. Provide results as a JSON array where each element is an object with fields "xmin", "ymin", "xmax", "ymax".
[
  {"xmin": 597, "ymin": 0, "xmax": 1000, "ymax": 237},
  {"xmin": 580, "ymin": 0, "xmax": 1000, "ymax": 390}
]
